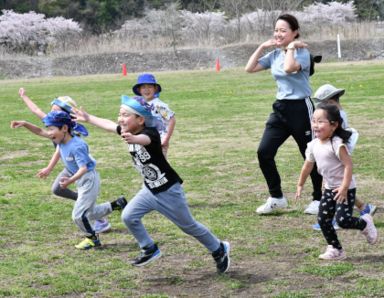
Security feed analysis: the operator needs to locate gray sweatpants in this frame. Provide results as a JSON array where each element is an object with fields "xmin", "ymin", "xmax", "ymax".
[
  {"xmin": 52, "ymin": 168, "xmax": 78, "ymax": 200},
  {"xmin": 71, "ymin": 170, "xmax": 112, "ymax": 236},
  {"xmin": 121, "ymin": 182, "xmax": 221, "ymax": 252}
]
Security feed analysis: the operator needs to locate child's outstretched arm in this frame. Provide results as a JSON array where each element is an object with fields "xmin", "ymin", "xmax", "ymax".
[
  {"xmin": 10, "ymin": 120, "xmax": 50, "ymax": 139},
  {"xmin": 121, "ymin": 132, "xmax": 151, "ymax": 146},
  {"xmin": 37, "ymin": 147, "xmax": 60, "ymax": 178},
  {"xmin": 19, "ymin": 88, "xmax": 47, "ymax": 119},
  {"xmin": 296, "ymin": 160, "xmax": 314, "ymax": 199},
  {"xmin": 73, "ymin": 108, "xmax": 117, "ymax": 133}
]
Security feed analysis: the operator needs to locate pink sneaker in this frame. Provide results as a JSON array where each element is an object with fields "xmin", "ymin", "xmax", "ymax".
[
  {"xmin": 319, "ymin": 245, "xmax": 346, "ymax": 260},
  {"xmin": 361, "ymin": 214, "xmax": 378, "ymax": 245}
]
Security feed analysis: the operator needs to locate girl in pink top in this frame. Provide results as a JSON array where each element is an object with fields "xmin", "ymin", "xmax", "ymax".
[{"xmin": 296, "ymin": 103, "xmax": 378, "ymax": 260}]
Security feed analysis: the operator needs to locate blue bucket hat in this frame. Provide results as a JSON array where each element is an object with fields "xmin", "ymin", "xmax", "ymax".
[
  {"xmin": 132, "ymin": 73, "xmax": 162, "ymax": 96},
  {"xmin": 42, "ymin": 111, "xmax": 73, "ymax": 128}
]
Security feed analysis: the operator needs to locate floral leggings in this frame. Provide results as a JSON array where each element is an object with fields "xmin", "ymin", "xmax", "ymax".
[{"xmin": 318, "ymin": 188, "xmax": 367, "ymax": 250}]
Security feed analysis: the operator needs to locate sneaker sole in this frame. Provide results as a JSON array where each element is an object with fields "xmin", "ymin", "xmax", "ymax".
[
  {"xmin": 75, "ymin": 242, "xmax": 101, "ymax": 250},
  {"xmin": 132, "ymin": 250, "xmax": 162, "ymax": 267},
  {"xmin": 220, "ymin": 241, "xmax": 231, "ymax": 274},
  {"xmin": 256, "ymin": 206, "xmax": 288, "ymax": 214},
  {"xmin": 319, "ymin": 254, "xmax": 346, "ymax": 261}
]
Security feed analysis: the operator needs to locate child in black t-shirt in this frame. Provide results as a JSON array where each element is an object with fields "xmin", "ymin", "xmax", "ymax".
[{"xmin": 74, "ymin": 96, "xmax": 230, "ymax": 273}]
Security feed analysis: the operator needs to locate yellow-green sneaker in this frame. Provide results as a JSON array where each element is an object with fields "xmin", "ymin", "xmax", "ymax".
[{"xmin": 75, "ymin": 237, "xmax": 101, "ymax": 250}]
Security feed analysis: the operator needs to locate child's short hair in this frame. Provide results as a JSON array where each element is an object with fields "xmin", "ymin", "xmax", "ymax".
[
  {"xmin": 132, "ymin": 73, "xmax": 162, "ymax": 96},
  {"xmin": 313, "ymin": 84, "xmax": 345, "ymax": 103}
]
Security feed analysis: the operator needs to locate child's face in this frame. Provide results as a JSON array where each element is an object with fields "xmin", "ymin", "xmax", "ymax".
[
  {"xmin": 118, "ymin": 107, "xmax": 145, "ymax": 134},
  {"xmin": 311, "ymin": 109, "xmax": 337, "ymax": 141},
  {"xmin": 46, "ymin": 125, "xmax": 68, "ymax": 144},
  {"xmin": 138, "ymin": 84, "xmax": 157, "ymax": 101}
]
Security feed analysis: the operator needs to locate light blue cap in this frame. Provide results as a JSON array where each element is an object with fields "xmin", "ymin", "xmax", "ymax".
[
  {"xmin": 50, "ymin": 98, "xmax": 73, "ymax": 113},
  {"xmin": 121, "ymin": 95, "xmax": 152, "ymax": 117}
]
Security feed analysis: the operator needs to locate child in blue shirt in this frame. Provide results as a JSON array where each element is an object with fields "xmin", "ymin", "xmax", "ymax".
[
  {"xmin": 15, "ymin": 88, "xmax": 111, "ymax": 233},
  {"xmin": 12, "ymin": 111, "xmax": 127, "ymax": 249},
  {"xmin": 74, "ymin": 96, "xmax": 230, "ymax": 273}
]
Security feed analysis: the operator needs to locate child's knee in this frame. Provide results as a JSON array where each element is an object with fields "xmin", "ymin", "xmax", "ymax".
[
  {"xmin": 51, "ymin": 184, "xmax": 61, "ymax": 196},
  {"xmin": 72, "ymin": 214, "xmax": 82, "ymax": 226},
  {"xmin": 335, "ymin": 218, "xmax": 348, "ymax": 229},
  {"xmin": 121, "ymin": 211, "xmax": 136, "ymax": 227}
]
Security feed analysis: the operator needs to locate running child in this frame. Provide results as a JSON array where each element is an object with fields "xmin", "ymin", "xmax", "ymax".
[
  {"xmin": 310, "ymin": 84, "xmax": 376, "ymax": 231},
  {"xmin": 296, "ymin": 103, "xmax": 378, "ymax": 260},
  {"xmin": 12, "ymin": 111, "xmax": 127, "ymax": 249},
  {"xmin": 74, "ymin": 96, "xmax": 230, "ymax": 273},
  {"xmin": 16, "ymin": 88, "xmax": 111, "ymax": 233}
]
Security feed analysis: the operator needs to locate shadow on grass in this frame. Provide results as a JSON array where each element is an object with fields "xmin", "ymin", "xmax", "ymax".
[
  {"xmin": 107, "ymin": 227, "xmax": 132, "ymax": 235},
  {"xmin": 146, "ymin": 270, "xmax": 270, "ymax": 287},
  {"xmin": 349, "ymin": 254, "xmax": 384, "ymax": 263},
  {"xmin": 226, "ymin": 270, "xmax": 271, "ymax": 284},
  {"xmin": 95, "ymin": 242, "xmax": 137, "ymax": 251},
  {"xmin": 257, "ymin": 209, "xmax": 299, "ymax": 217}
]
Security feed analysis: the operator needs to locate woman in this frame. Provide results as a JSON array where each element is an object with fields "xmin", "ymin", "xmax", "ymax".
[{"xmin": 245, "ymin": 14, "xmax": 322, "ymax": 215}]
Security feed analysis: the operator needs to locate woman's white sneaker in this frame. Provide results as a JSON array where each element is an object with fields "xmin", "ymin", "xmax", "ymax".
[
  {"xmin": 304, "ymin": 200, "xmax": 320, "ymax": 215},
  {"xmin": 256, "ymin": 196, "xmax": 288, "ymax": 214}
]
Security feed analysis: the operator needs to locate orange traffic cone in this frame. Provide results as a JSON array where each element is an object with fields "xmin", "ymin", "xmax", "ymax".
[
  {"xmin": 215, "ymin": 58, "xmax": 221, "ymax": 72},
  {"xmin": 122, "ymin": 63, "xmax": 127, "ymax": 76}
]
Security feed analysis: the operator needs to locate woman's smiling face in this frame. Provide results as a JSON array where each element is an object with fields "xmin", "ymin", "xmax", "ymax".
[{"xmin": 273, "ymin": 19, "xmax": 298, "ymax": 47}]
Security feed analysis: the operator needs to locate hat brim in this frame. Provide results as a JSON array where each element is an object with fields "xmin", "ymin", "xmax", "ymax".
[
  {"xmin": 121, "ymin": 104, "xmax": 144, "ymax": 117},
  {"xmin": 314, "ymin": 89, "xmax": 345, "ymax": 102},
  {"xmin": 132, "ymin": 83, "xmax": 162, "ymax": 96}
]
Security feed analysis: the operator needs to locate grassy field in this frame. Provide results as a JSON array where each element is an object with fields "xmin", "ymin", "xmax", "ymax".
[{"xmin": 0, "ymin": 61, "xmax": 384, "ymax": 297}]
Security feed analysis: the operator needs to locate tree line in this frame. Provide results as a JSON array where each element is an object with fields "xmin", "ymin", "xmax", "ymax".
[{"xmin": 0, "ymin": 0, "xmax": 383, "ymax": 34}]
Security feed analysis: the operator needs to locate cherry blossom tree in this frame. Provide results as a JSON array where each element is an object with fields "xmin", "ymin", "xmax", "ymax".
[{"xmin": 0, "ymin": 9, "xmax": 81, "ymax": 55}]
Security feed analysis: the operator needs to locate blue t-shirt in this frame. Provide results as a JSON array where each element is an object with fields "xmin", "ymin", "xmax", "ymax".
[
  {"xmin": 59, "ymin": 136, "xmax": 96, "ymax": 175},
  {"xmin": 258, "ymin": 48, "xmax": 311, "ymax": 100}
]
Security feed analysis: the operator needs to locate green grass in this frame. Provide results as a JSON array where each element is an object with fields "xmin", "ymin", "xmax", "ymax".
[{"xmin": 1, "ymin": 61, "xmax": 384, "ymax": 297}]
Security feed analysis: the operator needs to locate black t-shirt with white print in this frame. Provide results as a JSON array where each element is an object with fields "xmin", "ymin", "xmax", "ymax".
[{"xmin": 117, "ymin": 125, "xmax": 183, "ymax": 194}]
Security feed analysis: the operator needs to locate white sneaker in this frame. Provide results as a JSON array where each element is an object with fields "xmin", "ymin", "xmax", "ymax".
[
  {"xmin": 304, "ymin": 200, "xmax": 320, "ymax": 215},
  {"xmin": 361, "ymin": 214, "xmax": 378, "ymax": 245},
  {"xmin": 256, "ymin": 196, "xmax": 288, "ymax": 214},
  {"xmin": 319, "ymin": 245, "xmax": 346, "ymax": 260}
]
